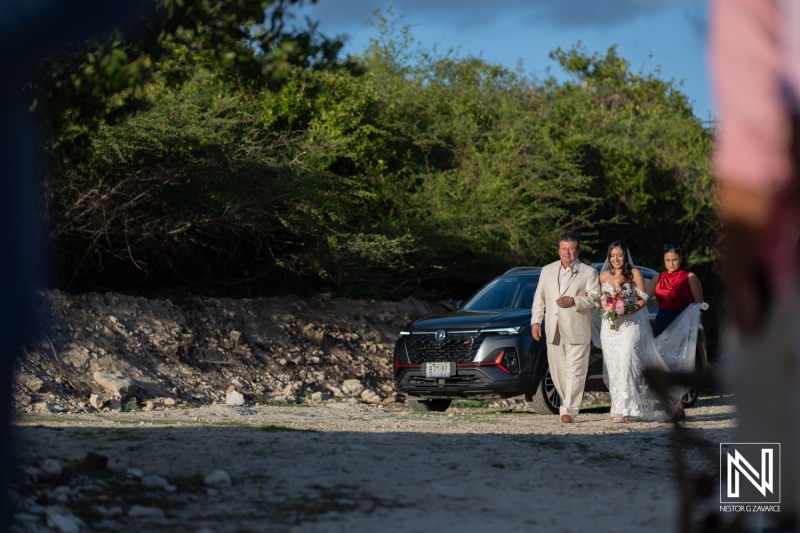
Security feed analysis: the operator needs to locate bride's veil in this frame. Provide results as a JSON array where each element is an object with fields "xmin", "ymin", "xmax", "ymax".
[
  {"xmin": 600, "ymin": 248, "xmax": 636, "ymax": 272},
  {"xmin": 593, "ymin": 245, "xmax": 636, "ymax": 350}
]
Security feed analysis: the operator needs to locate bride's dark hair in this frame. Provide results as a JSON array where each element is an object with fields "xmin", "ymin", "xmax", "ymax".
[{"xmin": 607, "ymin": 240, "xmax": 634, "ymax": 286}]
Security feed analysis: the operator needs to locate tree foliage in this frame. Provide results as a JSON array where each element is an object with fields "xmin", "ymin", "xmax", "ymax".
[
  {"xmin": 39, "ymin": 8, "xmax": 716, "ymax": 301},
  {"xmin": 544, "ymin": 45, "xmax": 716, "ymax": 268}
]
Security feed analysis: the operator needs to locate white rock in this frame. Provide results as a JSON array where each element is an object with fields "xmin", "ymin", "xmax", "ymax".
[
  {"xmin": 45, "ymin": 506, "xmax": 84, "ymax": 533},
  {"xmin": 141, "ymin": 475, "xmax": 169, "ymax": 489},
  {"xmin": 94, "ymin": 519, "xmax": 124, "ymax": 529},
  {"xmin": 40, "ymin": 459, "xmax": 62, "ymax": 477},
  {"xmin": 89, "ymin": 394, "xmax": 104, "ymax": 410},
  {"xmin": 14, "ymin": 393, "xmax": 32, "ymax": 407},
  {"xmin": 17, "ymin": 496, "xmax": 46, "ymax": 515},
  {"xmin": 50, "ymin": 486, "xmax": 72, "ymax": 503},
  {"xmin": 92, "ymin": 372, "xmax": 137, "ymax": 398},
  {"xmin": 360, "ymin": 389, "xmax": 381, "ymax": 404},
  {"xmin": 14, "ymin": 512, "xmax": 40, "ymax": 523},
  {"xmin": 341, "ymin": 379, "xmax": 364, "ymax": 397},
  {"xmin": 126, "ymin": 467, "xmax": 144, "ymax": 478},
  {"xmin": 94, "ymin": 505, "xmax": 123, "ymax": 516},
  {"xmin": 204, "ymin": 469, "xmax": 231, "ymax": 488},
  {"xmin": 19, "ymin": 375, "xmax": 44, "ymax": 393},
  {"xmin": 311, "ymin": 392, "xmax": 323, "ymax": 401},
  {"xmin": 24, "ymin": 467, "xmax": 43, "ymax": 479},
  {"xmin": 33, "ymin": 402, "xmax": 55, "ymax": 414},
  {"xmin": 128, "ymin": 505, "xmax": 165, "ymax": 518},
  {"xmin": 225, "ymin": 390, "xmax": 245, "ymax": 406}
]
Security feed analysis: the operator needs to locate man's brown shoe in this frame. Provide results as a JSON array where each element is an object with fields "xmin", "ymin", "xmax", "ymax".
[{"xmin": 560, "ymin": 414, "xmax": 573, "ymax": 423}]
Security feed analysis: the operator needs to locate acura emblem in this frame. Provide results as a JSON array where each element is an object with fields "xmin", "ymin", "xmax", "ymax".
[{"xmin": 434, "ymin": 330, "xmax": 447, "ymax": 341}]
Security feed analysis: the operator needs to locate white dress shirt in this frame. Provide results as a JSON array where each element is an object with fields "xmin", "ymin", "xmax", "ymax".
[{"xmin": 558, "ymin": 260, "xmax": 578, "ymax": 291}]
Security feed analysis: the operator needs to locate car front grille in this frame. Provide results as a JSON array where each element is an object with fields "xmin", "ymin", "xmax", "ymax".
[
  {"xmin": 405, "ymin": 333, "xmax": 484, "ymax": 364},
  {"xmin": 406, "ymin": 374, "xmax": 485, "ymax": 385}
]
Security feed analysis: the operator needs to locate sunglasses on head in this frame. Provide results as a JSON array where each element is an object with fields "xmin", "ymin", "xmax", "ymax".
[{"xmin": 663, "ymin": 244, "xmax": 681, "ymax": 252}]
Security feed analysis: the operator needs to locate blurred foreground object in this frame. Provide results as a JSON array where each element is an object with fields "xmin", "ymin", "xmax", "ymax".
[{"xmin": 710, "ymin": 0, "xmax": 800, "ymax": 529}]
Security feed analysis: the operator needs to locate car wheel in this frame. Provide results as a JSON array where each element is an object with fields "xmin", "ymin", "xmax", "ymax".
[
  {"xmin": 408, "ymin": 399, "xmax": 452, "ymax": 412},
  {"xmin": 682, "ymin": 388, "xmax": 699, "ymax": 408},
  {"xmin": 530, "ymin": 366, "xmax": 561, "ymax": 415}
]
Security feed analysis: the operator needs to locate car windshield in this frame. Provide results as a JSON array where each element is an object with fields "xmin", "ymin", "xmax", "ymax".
[
  {"xmin": 461, "ymin": 271, "xmax": 658, "ymax": 313},
  {"xmin": 462, "ymin": 275, "xmax": 539, "ymax": 311}
]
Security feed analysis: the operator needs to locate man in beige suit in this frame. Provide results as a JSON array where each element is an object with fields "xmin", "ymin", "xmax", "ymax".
[{"xmin": 531, "ymin": 234, "xmax": 600, "ymax": 422}]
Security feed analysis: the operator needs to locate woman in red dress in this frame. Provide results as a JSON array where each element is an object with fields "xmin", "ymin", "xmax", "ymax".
[
  {"xmin": 647, "ymin": 244, "xmax": 704, "ymax": 337},
  {"xmin": 646, "ymin": 244, "xmax": 704, "ymax": 419}
]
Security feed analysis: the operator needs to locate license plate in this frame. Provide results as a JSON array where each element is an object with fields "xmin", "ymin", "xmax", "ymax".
[{"xmin": 425, "ymin": 362, "xmax": 451, "ymax": 378}]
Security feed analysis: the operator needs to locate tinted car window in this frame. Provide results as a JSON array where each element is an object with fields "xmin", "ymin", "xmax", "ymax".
[
  {"xmin": 463, "ymin": 272, "xmax": 656, "ymax": 313},
  {"xmin": 462, "ymin": 275, "xmax": 539, "ymax": 311}
]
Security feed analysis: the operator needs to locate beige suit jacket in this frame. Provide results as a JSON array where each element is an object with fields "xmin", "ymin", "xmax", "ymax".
[{"xmin": 530, "ymin": 260, "xmax": 600, "ymax": 345}]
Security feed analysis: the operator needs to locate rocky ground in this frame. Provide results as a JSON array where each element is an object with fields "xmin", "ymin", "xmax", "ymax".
[
  {"xmin": 14, "ymin": 290, "xmax": 459, "ymax": 414},
  {"xmin": 8, "ymin": 290, "xmax": 747, "ymax": 532}
]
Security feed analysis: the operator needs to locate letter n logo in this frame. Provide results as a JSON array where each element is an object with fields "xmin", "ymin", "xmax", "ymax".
[{"xmin": 720, "ymin": 443, "xmax": 781, "ymax": 504}]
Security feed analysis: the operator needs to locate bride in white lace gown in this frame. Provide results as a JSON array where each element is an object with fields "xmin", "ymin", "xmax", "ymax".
[{"xmin": 597, "ymin": 241, "xmax": 683, "ymax": 422}]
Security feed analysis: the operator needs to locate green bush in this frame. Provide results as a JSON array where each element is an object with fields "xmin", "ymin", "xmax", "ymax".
[{"xmin": 42, "ymin": 10, "xmax": 715, "ymax": 304}]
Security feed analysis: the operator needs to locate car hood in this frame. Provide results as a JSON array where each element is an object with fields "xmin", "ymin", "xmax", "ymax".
[{"xmin": 409, "ymin": 309, "xmax": 530, "ymax": 331}]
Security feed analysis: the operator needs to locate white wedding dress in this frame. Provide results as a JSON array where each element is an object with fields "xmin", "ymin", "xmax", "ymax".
[{"xmin": 596, "ymin": 282, "xmax": 687, "ymax": 422}]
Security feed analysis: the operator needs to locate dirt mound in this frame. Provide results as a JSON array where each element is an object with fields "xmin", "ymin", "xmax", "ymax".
[{"xmin": 13, "ymin": 290, "xmax": 453, "ymax": 413}]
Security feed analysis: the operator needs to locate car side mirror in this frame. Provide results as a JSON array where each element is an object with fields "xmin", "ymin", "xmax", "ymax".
[{"xmin": 455, "ymin": 300, "xmax": 465, "ymax": 309}]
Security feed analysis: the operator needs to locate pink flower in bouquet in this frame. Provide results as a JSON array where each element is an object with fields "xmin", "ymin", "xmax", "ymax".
[{"xmin": 594, "ymin": 284, "xmax": 639, "ymax": 330}]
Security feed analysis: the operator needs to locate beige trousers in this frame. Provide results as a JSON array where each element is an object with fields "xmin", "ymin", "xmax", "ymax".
[{"xmin": 547, "ymin": 327, "xmax": 591, "ymax": 418}]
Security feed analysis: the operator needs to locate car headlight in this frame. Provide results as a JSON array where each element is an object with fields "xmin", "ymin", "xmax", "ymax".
[{"xmin": 481, "ymin": 326, "xmax": 525, "ymax": 335}]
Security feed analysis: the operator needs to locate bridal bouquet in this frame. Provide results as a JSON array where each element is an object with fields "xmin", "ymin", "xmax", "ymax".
[{"xmin": 595, "ymin": 285, "xmax": 639, "ymax": 330}]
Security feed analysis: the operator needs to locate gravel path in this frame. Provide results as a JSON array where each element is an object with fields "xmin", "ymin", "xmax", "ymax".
[{"xmin": 11, "ymin": 395, "xmax": 736, "ymax": 532}]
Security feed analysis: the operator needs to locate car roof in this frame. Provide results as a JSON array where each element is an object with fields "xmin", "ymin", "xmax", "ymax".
[
  {"xmin": 501, "ymin": 264, "xmax": 659, "ymax": 278},
  {"xmin": 502, "ymin": 266, "xmax": 542, "ymax": 275}
]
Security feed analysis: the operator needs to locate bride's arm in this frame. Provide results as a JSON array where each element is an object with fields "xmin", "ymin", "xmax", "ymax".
[{"xmin": 631, "ymin": 269, "xmax": 648, "ymax": 314}]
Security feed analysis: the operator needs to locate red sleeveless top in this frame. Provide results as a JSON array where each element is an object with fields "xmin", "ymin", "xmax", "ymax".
[{"xmin": 654, "ymin": 270, "xmax": 693, "ymax": 309}]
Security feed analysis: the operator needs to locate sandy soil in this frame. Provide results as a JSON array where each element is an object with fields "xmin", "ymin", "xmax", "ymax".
[{"xmin": 10, "ymin": 395, "xmax": 737, "ymax": 532}]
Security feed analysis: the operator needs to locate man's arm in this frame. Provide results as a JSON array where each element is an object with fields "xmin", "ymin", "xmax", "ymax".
[
  {"xmin": 531, "ymin": 269, "xmax": 547, "ymax": 340},
  {"xmin": 573, "ymin": 268, "xmax": 600, "ymax": 312},
  {"xmin": 531, "ymin": 271, "xmax": 546, "ymax": 325}
]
